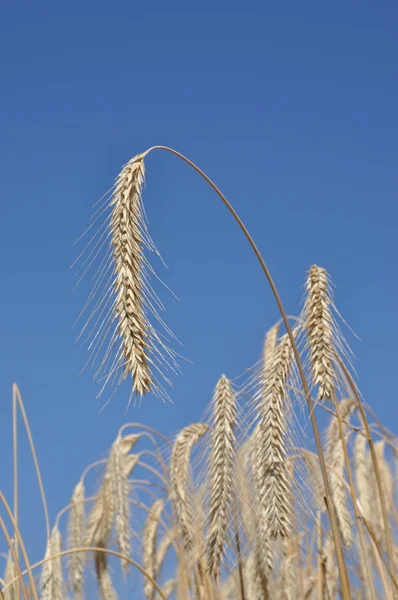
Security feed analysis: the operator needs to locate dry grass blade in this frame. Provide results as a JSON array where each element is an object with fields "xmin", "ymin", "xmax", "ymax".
[
  {"xmin": 303, "ymin": 265, "xmax": 337, "ymax": 402},
  {"xmin": 67, "ymin": 481, "xmax": 85, "ymax": 599},
  {"xmin": 170, "ymin": 423, "xmax": 208, "ymax": 552},
  {"xmin": 143, "ymin": 499, "xmax": 164, "ymax": 600},
  {"xmin": 206, "ymin": 375, "xmax": 237, "ymax": 577}
]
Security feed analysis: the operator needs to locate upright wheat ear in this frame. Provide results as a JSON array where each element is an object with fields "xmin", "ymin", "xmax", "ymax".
[
  {"xmin": 304, "ymin": 265, "xmax": 337, "ymax": 401},
  {"xmin": 206, "ymin": 375, "xmax": 237, "ymax": 577}
]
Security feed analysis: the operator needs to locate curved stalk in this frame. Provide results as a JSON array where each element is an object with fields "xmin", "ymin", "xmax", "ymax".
[{"xmin": 145, "ymin": 145, "xmax": 351, "ymax": 598}]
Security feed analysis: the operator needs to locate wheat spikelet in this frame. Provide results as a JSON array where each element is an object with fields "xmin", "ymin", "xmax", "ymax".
[
  {"xmin": 206, "ymin": 375, "xmax": 237, "ymax": 577},
  {"xmin": 170, "ymin": 423, "xmax": 208, "ymax": 552},
  {"xmin": 108, "ymin": 436, "xmax": 131, "ymax": 570},
  {"xmin": 255, "ymin": 333, "xmax": 294, "ymax": 540},
  {"xmin": 354, "ymin": 433, "xmax": 371, "ymax": 522},
  {"xmin": 143, "ymin": 499, "xmax": 164, "ymax": 600},
  {"xmin": 4, "ymin": 552, "xmax": 16, "ymax": 600},
  {"xmin": 156, "ymin": 530, "xmax": 173, "ymax": 573},
  {"xmin": 40, "ymin": 526, "xmax": 63, "ymax": 600},
  {"xmin": 325, "ymin": 398, "xmax": 356, "ymax": 547},
  {"xmin": 304, "ymin": 265, "xmax": 337, "ymax": 401},
  {"xmin": 322, "ymin": 535, "xmax": 337, "ymax": 599},
  {"xmin": 67, "ymin": 481, "xmax": 85, "ymax": 599}
]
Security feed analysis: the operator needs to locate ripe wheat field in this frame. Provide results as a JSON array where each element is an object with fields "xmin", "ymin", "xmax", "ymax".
[{"xmin": 1, "ymin": 147, "xmax": 397, "ymax": 600}]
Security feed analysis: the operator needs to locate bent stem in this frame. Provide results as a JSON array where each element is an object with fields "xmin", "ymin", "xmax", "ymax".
[{"xmin": 145, "ymin": 145, "xmax": 351, "ymax": 599}]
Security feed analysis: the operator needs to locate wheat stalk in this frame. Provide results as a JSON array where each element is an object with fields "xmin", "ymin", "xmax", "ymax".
[
  {"xmin": 170, "ymin": 423, "xmax": 208, "ymax": 552},
  {"xmin": 303, "ymin": 265, "xmax": 337, "ymax": 402},
  {"xmin": 206, "ymin": 375, "xmax": 237, "ymax": 577},
  {"xmin": 143, "ymin": 499, "xmax": 164, "ymax": 600}
]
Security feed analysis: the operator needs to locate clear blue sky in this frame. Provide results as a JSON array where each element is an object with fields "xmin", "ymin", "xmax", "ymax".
[{"xmin": 1, "ymin": 0, "xmax": 397, "ymax": 579}]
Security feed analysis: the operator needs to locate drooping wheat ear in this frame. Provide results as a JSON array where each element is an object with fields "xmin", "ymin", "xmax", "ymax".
[
  {"xmin": 156, "ymin": 529, "xmax": 174, "ymax": 572},
  {"xmin": 110, "ymin": 153, "xmax": 153, "ymax": 396},
  {"xmin": 170, "ymin": 423, "xmax": 208, "ymax": 552},
  {"xmin": 67, "ymin": 481, "xmax": 85, "ymax": 599},
  {"xmin": 143, "ymin": 499, "xmax": 164, "ymax": 600},
  {"xmin": 4, "ymin": 552, "xmax": 16, "ymax": 600},
  {"xmin": 255, "ymin": 332, "xmax": 294, "ymax": 540},
  {"xmin": 354, "ymin": 433, "xmax": 371, "ymax": 522},
  {"xmin": 325, "ymin": 398, "xmax": 356, "ymax": 547},
  {"xmin": 302, "ymin": 451, "xmax": 325, "ymax": 512},
  {"xmin": 303, "ymin": 265, "xmax": 337, "ymax": 402},
  {"xmin": 40, "ymin": 526, "xmax": 63, "ymax": 600},
  {"xmin": 108, "ymin": 436, "xmax": 132, "ymax": 571},
  {"xmin": 206, "ymin": 375, "xmax": 237, "ymax": 577}
]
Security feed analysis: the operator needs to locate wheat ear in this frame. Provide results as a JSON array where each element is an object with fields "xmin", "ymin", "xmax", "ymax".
[
  {"xmin": 67, "ymin": 481, "xmax": 85, "ymax": 599},
  {"xmin": 255, "ymin": 332, "xmax": 294, "ymax": 539},
  {"xmin": 206, "ymin": 375, "xmax": 237, "ymax": 577},
  {"xmin": 304, "ymin": 265, "xmax": 337, "ymax": 401},
  {"xmin": 143, "ymin": 499, "xmax": 164, "ymax": 600},
  {"xmin": 108, "ymin": 436, "xmax": 131, "ymax": 571},
  {"xmin": 4, "ymin": 552, "xmax": 16, "ymax": 600},
  {"xmin": 325, "ymin": 398, "xmax": 356, "ymax": 547},
  {"xmin": 354, "ymin": 433, "xmax": 371, "ymax": 522},
  {"xmin": 170, "ymin": 423, "xmax": 208, "ymax": 552},
  {"xmin": 40, "ymin": 526, "xmax": 63, "ymax": 600}
]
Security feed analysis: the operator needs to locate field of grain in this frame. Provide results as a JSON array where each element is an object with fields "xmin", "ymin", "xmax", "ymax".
[{"xmin": 2, "ymin": 148, "xmax": 397, "ymax": 600}]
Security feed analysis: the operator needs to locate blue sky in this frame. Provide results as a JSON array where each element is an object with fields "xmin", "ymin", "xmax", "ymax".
[{"xmin": 0, "ymin": 0, "xmax": 397, "ymax": 584}]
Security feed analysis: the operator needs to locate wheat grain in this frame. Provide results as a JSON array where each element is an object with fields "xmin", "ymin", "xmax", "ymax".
[
  {"xmin": 206, "ymin": 375, "xmax": 237, "ymax": 577},
  {"xmin": 143, "ymin": 499, "xmax": 164, "ymax": 600},
  {"xmin": 303, "ymin": 265, "xmax": 337, "ymax": 401}
]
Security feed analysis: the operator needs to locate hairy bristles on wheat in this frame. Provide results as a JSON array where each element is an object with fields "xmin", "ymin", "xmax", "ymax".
[
  {"xmin": 67, "ymin": 481, "xmax": 85, "ymax": 598},
  {"xmin": 170, "ymin": 423, "xmax": 208, "ymax": 552},
  {"xmin": 325, "ymin": 398, "xmax": 356, "ymax": 547},
  {"xmin": 254, "ymin": 332, "xmax": 294, "ymax": 540},
  {"xmin": 206, "ymin": 375, "xmax": 237, "ymax": 577},
  {"xmin": 143, "ymin": 499, "xmax": 164, "ymax": 600},
  {"xmin": 303, "ymin": 265, "xmax": 337, "ymax": 401}
]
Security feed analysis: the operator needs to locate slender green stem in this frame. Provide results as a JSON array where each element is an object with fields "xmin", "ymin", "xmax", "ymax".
[{"xmin": 146, "ymin": 145, "xmax": 352, "ymax": 599}]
